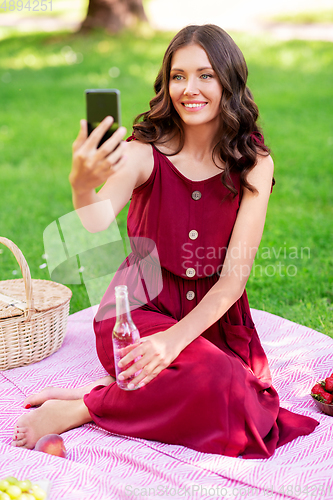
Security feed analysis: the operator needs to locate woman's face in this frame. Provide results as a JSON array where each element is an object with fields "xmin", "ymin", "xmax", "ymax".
[{"xmin": 169, "ymin": 44, "xmax": 222, "ymax": 129}]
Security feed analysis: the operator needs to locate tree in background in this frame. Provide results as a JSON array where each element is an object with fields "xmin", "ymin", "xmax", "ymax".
[{"xmin": 80, "ymin": 0, "xmax": 148, "ymax": 33}]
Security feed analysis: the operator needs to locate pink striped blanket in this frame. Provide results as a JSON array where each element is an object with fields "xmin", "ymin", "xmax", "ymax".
[{"xmin": 1, "ymin": 307, "xmax": 332, "ymax": 500}]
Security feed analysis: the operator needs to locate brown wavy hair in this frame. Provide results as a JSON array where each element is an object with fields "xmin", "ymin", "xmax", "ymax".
[{"xmin": 133, "ymin": 24, "xmax": 273, "ymax": 197}]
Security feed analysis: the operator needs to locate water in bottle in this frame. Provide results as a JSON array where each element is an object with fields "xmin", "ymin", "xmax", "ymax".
[{"xmin": 112, "ymin": 285, "xmax": 141, "ymax": 390}]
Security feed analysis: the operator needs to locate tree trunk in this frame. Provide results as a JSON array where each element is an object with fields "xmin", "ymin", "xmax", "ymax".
[{"xmin": 79, "ymin": 0, "xmax": 148, "ymax": 33}]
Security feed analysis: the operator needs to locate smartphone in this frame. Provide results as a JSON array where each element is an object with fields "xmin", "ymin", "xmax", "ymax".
[{"xmin": 86, "ymin": 89, "xmax": 121, "ymax": 148}]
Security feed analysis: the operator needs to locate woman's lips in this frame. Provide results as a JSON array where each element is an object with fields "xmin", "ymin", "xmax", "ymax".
[{"xmin": 181, "ymin": 102, "xmax": 208, "ymax": 110}]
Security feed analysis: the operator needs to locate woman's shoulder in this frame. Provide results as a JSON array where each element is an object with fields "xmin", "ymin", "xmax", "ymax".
[
  {"xmin": 125, "ymin": 139, "xmax": 155, "ymax": 189},
  {"xmin": 243, "ymin": 153, "xmax": 274, "ymax": 197},
  {"xmin": 255, "ymin": 152, "xmax": 274, "ymax": 169},
  {"xmin": 126, "ymin": 137, "xmax": 152, "ymax": 154},
  {"xmin": 256, "ymin": 153, "xmax": 274, "ymax": 177}
]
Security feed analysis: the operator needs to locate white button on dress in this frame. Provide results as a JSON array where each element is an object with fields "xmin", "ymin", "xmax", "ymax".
[
  {"xmin": 186, "ymin": 268, "xmax": 196, "ymax": 278},
  {"xmin": 189, "ymin": 230, "xmax": 198, "ymax": 240},
  {"xmin": 192, "ymin": 190, "xmax": 202, "ymax": 200}
]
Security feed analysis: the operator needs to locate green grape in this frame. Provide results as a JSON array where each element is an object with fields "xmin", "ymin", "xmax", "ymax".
[
  {"xmin": 0, "ymin": 492, "xmax": 11, "ymax": 500},
  {"xmin": 5, "ymin": 485, "xmax": 21, "ymax": 499},
  {"xmin": 30, "ymin": 486, "xmax": 46, "ymax": 500},
  {"xmin": 4, "ymin": 479, "xmax": 18, "ymax": 487},
  {"xmin": 0, "ymin": 481, "xmax": 10, "ymax": 492},
  {"xmin": 20, "ymin": 494, "xmax": 35, "ymax": 500},
  {"xmin": 18, "ymin": 482, "xmax": 32, "ymax": 493},
  {"xmin": 0, "ymin": 478, "xmax": 47, "ymax": 500}
]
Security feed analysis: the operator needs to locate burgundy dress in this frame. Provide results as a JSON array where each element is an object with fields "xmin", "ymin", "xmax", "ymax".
[{"xmin": 84, "ymin": 144, "xmax": 319, "ymax": 459}]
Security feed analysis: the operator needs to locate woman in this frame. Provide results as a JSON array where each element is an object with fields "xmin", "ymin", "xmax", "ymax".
[{"xmin": 12, "ymin": 25, "xmax": 319, "ymax": 458}]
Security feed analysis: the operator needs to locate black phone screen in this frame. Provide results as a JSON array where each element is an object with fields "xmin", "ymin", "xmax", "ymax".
[{"xmin": 86, "ymin": 89, "xmax": 121, "ymax": 148}]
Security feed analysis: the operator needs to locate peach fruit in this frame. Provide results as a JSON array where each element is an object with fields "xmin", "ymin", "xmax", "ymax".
[{"xmin": 35, "ymin": 433, "xmax": 67, "ymax": 458}]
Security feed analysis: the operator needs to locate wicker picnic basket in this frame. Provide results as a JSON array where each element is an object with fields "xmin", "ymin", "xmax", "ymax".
[{"xmin": 0, "ymin": 237, "xmax": 72, "ymax": 370}]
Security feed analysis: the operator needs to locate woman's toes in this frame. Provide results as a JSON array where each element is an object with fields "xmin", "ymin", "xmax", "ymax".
[
  {"xmin": 12, "ymin": 425, "xmax": 25, "ymax": 438},
  {"xmin": 11, "ymin": 428, "xmax": 27, "ymax": 447},
  {"xmin": 23, "ymin": 395, "xmax": 39, "ymax": 408},
  {"xmin": 13, "ymin": 436, "xmax": 27, "ymax": 447},
  {"xmin": 12, "ymin": 426, "xmax": 21, "ymax": 440},
  {"xmin": 16, "ymin": 431, "xmax": 26, "ymax": 441},
  {"xmin": 23, "ymin": 391, "xmax": 48, "ymax": 408}
]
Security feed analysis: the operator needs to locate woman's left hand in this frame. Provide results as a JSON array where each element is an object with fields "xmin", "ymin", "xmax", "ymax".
[{"xmin": 117, "ymin": 329, "xmax": 181, "ymax": 389}]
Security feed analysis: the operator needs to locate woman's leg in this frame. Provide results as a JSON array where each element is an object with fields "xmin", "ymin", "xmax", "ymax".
[
  {"xmin": 12, "ymin": 398, "xmax": 92, "ymax": 450},
  {"xmin": 23, "ymin": 375, "xmax": 115, "ymax": 408}
]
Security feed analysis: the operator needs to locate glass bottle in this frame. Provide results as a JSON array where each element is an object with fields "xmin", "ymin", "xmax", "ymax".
[{"xmin": 112, "ymin": 285, "xmax": 141, "ymax": 390}]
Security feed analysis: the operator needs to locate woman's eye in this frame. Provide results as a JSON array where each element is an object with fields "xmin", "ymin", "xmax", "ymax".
[
  {"xmin": 201, "ymin": 74, "xmax": 213, "ymax": 80},
  {"xmin": 172, "ymin": 75, "xmax": 183, "ymax": 81}
]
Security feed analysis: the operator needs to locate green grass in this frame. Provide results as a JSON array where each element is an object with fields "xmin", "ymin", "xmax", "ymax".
[
  {"xmin": 271, "ymin": 9, "xmax": 333, "ymax": 25},
  {"xmin": 0, "ymin": 29, "xmax": 332, "ymax": 337}
]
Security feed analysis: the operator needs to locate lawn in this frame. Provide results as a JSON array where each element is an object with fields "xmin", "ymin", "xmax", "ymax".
[
  {"xmin": 0, "ymin": 27, "xmax": 332, "ymax": 337},
  {"xmin": 271, "ymin": 9, "xmax": 333, "ymax": 24}
]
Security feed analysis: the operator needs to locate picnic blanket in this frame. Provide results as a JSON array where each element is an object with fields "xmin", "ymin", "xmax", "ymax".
[{"xmin": 0, "ymin": 306, "xmax": 332, "ymax": 500}]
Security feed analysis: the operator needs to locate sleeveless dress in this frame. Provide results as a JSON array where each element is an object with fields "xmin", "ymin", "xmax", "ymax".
[{"xmin": 84, "ymin": 144, "xmax": 319, "ymax": 459}]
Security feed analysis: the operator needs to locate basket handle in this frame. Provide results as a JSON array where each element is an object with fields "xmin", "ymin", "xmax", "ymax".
[{"xmin": 0, "ymin": 237, "xmax": 35, "ymax": 321}]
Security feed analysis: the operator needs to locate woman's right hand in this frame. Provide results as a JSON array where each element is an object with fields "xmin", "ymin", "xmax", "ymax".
[{"xmin": 69, "ymin": 116, "xmax": 128, "ymax": 195}]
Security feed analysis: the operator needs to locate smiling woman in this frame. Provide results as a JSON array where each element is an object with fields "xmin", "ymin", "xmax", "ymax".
[{"xmin": 11, "ymin": 24, "xmax": 319, "ymax": 460}]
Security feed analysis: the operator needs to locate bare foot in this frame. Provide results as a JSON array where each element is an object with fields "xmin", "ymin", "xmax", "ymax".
[
  {"xmin": 24, "ymin": 376, "xmax": 116, "ymax": 408},
  {"xmin": 12, "ymin": 399, "xmax": 92, "ymax": 449}
]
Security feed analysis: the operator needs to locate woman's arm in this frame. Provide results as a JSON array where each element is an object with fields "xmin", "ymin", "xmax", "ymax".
[
  {"xmin": 118, "ymin": 153, "xmax": 274, "ymax": 388},
  {"xmin": 69, "ymin": 118, "xmax": 152, "ymax": 233}
]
